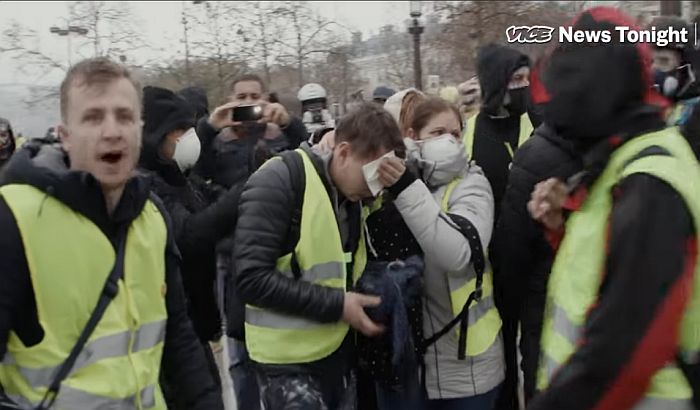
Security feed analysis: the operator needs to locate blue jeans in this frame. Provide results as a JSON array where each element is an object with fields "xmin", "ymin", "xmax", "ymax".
[
  {"xmin": 377, "ymin": 382, "xmax": 501, "ymax": 410},
  {"xmin": 228, "ymin": 338, "xmax": 260, "ymax": 410}
]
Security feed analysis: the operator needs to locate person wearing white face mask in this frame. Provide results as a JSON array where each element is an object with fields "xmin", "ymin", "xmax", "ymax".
[
  {"xmin": 361, "ymin": 97, "xmax": 502, "ymax": 410},
  {"xmin": 140, "ymin": 86, "xmax": 245, "ymax": 406}
]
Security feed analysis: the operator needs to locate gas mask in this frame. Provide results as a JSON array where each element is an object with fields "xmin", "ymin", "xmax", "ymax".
[
  {"xmin": 173, "ymin": 127, "xmax": 201, "ymax": 172},
  {"xmin": 503, "ymin": 87, "xmax": 529, "ymax": 117},
  {"xmin": 411, "ymin": 134, "xmax": 468, "ymax": 187},
  {"xmin": 653, "ymin": 64, "xmax": 697, "ymax": 101}
]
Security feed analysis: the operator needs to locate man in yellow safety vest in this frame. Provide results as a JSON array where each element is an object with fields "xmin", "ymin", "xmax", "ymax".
[
  {"xmin": 0, "ymin": 57, "xmax": 223, "ymax": 409},
  {"xmin": 233, "ymin": 103, "xmax": 406, "ymax": 409},
  {"xmin": 528, "ymin": 7, "xmax": 700, "ymax": 410}
]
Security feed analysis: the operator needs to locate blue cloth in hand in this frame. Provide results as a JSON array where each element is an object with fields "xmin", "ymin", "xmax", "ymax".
[{"xmin": 355, "ymin": 256, "xmax": 424, "ymax": 387}]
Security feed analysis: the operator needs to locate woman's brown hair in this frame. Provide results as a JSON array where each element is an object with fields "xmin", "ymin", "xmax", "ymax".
[
  {"xmin": 409, "ymin": 97, "xmax": 463, "ymax": 137},
  {"xmin": 398, "ymin": 91, "xmax": 427, "ymax": 137}
]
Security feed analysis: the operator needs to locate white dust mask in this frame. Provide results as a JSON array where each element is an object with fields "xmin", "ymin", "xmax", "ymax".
[
  {"xmin": 417, "ymin": 134, "xmax": 467, "ymax": 187},
  {"xmin": 173, "ymin": 127, "xmax": 201, "ymax": 172}
]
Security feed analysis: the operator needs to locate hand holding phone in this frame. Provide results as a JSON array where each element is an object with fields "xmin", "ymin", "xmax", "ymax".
[{"xmin": 232, "ymin": 105, "xmax": 264, "ymax": 122}]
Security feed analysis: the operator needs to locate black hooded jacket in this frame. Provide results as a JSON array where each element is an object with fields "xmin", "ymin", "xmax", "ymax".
[
  {"xmin": 140, "ymin": 86, "xmax": 242, "ymax": 342},
  {"xmin": 492, "ymin": 123, "xmax": 582, "ymax": 401},
  {"xmin": 472, "ymin": 44, "xmax": 541, "ymax": 217},
  {"xmin": 0, "ymin": 145, "xmax": 223, "ymax": 409},
  {"xmin": 178, "ymin": 86, "xmax": 210, "ymax": 123},
  {"xmin": 529, "ymin": 8, "xmax": 698, "ymax": 410}
]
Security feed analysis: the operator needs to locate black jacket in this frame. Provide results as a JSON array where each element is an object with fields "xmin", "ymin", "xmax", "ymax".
[
  {"xmin": 139, "ymin": 134, "xmax": 242, "ymax": 342},
  {"xmin": 194, "ymin": 116, "xmax": 308, "ymax": 189},
  {"xmin": 233, "ymin": 145, "xmax": 359, "ymax": 368},
  {"xmin": 472, "ymin": 45, "xmax": 542, "ymax": 217},
  {"xmin": 0, "ymin": 144, "xmax": 223, "ymax": 409},
  {"xmin": 529, "ymin": 8, "xmax": 698, "ymax": 409},
  {"xmin": 491, "ymin": 123, "xmax": 582, "ymax": 399}
]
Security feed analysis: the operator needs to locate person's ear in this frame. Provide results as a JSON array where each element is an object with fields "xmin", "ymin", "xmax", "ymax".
[
  {"xmin": 334, "ymin": 141, "xmax": 351, "ymax": 166},
  {"xmin": 57, "ymin": 124, "xmax": 71, "ymax": 151}
]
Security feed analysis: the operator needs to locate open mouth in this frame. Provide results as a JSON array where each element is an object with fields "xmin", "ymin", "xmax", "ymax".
[{"xmin": 100, "ymin": 151, "xmax": 124, "ymax": 164}]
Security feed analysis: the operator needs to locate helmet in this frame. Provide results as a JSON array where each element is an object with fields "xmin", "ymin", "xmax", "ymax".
[{"xmin": 298, "ymin": 83, "xmax": 327, "ymax": 102}]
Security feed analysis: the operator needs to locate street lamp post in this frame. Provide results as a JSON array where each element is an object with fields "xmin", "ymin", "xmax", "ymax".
[
  {"xmin": 49, "ymin": 24, "xmax": 88, "ymax": 67},
  {"xmin": 408, "ymin": 1, "xmax": 424, "ymax": 91}
]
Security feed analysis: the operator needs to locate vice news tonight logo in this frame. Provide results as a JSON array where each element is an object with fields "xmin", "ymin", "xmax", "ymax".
[{"xmin": 506, "ymin": 24, "xmax": 699, "ymax": 48}]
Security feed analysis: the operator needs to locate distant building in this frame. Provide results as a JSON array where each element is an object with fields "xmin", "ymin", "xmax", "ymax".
[{"xmin": 347, "ymin": 16, "xmax": 453, "ymax": 96}]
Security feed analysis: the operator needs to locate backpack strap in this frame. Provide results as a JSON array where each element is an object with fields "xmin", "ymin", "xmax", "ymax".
[
  {"xmin": 279, "ymin": 150, "xmax": 306, "ymax": 279},
  {"xmin": 421, "ymin": 178, "xmax": 487, "ymax": 360},
  {"xmin": 37, "ymin": 223, "xmax": 129, "ymax": 410}
]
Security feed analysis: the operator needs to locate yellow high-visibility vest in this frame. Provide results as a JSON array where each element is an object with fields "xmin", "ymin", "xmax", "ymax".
[
  {"xmin": 538, "ymin": 128, "xmax": 700, "ymax": 409},
  {"xmin": 245, "ymin": 149, "xmax": 367, "ymax": 364},
  {"xmin": 463, "ymin": 113, "xmax": 533, "ymax": 160},
  {"xmin": 441, "ymin": 179, "xmax": 502, "ymax": 356},
  {"xmin": 0, "ymin": 184, "xmax": 168, "ymax": 409}
]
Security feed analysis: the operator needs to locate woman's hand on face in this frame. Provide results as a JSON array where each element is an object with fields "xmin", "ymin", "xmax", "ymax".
[{"xmin": 377, "ymin": 157, "xmax": 406, "ymax": 188}]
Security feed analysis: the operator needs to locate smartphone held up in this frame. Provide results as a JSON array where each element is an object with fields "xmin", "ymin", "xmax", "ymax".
[{"xmin": 232, "ymin": 105, "xmax": 264, "ymax": 122}]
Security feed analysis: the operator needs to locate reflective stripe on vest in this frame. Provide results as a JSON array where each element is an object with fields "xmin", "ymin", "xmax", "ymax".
[
  {"xmin": 0, "ymin": 184, "xmax": 168, "ymax": 409},
  {"xmin": 537, "ymin": 128, "xmax": 700, "ymax": 405},
  {"xmin": 244, "ymin": 149, "xmax": 367, "ymax": 364},
  {"xmin": 8, "ymin": 383, "xmax": 158, "ymax": 410},
  {"xmin": 2, "ymin": 319, "xmax": 165, "ymax": 390},
  {"xmin": 462, "ymin": 113, "xmax": 533, "ymax": 160},
  {"xmin": 441, "ymin": 178, "xmax": 502, "ymax": 356}
]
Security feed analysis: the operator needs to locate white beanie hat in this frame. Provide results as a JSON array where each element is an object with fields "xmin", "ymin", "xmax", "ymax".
[{"xmin": 383, "ymin": 88, "xmax": 423, "ymax": 125}]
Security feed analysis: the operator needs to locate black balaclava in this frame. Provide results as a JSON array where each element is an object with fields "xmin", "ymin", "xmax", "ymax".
[
  {"xmin": 476, "ymin": 44, "xmax": 530, "ymax": 118},
  {"xmin": 140, "ymin": 86, "xmax": 196, "ymax": 171},
  {"xmin": 177, "ymin": 86, "xmax": 210, "ymax": 123},
  {"xmin": 543, "ymin": 7, "xmax": 667, "ymax": 150},
  {"xmin": 542, "ymin": 6, "xmax": 669, "ymax": 189}
]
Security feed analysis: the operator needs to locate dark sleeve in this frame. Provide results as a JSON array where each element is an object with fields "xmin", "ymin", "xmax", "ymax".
[
  {"xmin": 281, "ymin": 116, "xmax": 309, "ymax": 149},
  {"xmin": 193, "ymin": 117, "xmax": 220, "ymax": 181},
  {"xmin": 233, "ymin": 159, "xmax": 345, "ymax": 323},
  {"xmin": 492, "ymin": 157, "xmax": 544, "ymax": 319},
  {"xmin": 529, "ymin": 174, "xmax": 696, "ymax": 410},
  {"xmin": 170, "ymin": 184, "xmax": 243, "ymax": 257},
  {"xmin": 196, "ymin": 116, "xmax": 219, "ymax": 151},
  {"xmin": 156, "ymin": 198, "xmax": 224, "ymax": 410},
  {"xmin": 0, "ymin": 197, "xmax": 42, "ymax": 360},
  {"xmin": 492, "ymin": 135, "xmax": 578, "ymax": 318}
]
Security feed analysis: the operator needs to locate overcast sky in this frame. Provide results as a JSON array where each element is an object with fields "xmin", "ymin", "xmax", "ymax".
[
  {"xmin": 0, "ymin": 1, "xmax": 412, "ymax": 135},
  {"xmin": 0, "ymin": 1, "xmax": 412, "ymax": 86}
]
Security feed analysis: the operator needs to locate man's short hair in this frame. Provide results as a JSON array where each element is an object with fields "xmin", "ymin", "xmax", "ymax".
[
  {"xmin": 335, "ymin": 102, "xmax": 405, "ymax": 159},
  {"xmin": 60, "ymin": 57, "xmax": 141, "ymax": 121},
  {"xmin": 229, "ymin": 73, "xmax": 267, "ymax": 93}
]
